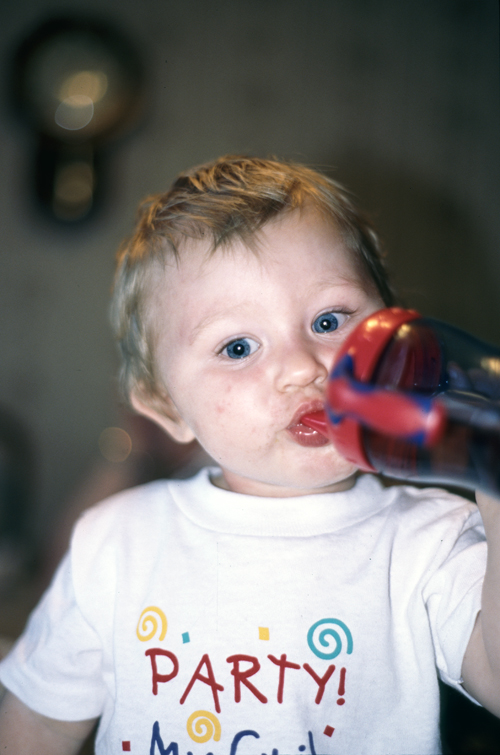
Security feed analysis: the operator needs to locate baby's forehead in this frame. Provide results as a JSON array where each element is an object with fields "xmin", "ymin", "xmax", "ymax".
[
  {"xmin": 172, "ymin": 208, "xmax": 349, "ymax": 266},
  {"xmin": 149, "ymin": 212, "xmax": 367, "ymax": 307}
]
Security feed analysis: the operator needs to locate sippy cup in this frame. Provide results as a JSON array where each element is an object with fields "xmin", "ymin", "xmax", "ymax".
[{"xmin": 302, "ymin": 308, "xmax": 500, "ymax": 497}]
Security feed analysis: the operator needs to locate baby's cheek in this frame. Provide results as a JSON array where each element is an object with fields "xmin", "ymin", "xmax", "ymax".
[
  {"xmin": 212, "ymin": 391, "xmax": 235, "ymax": 416},
  {"xmin": 202, "ymin": 394, "xmax": 240, "ymax": 433}
]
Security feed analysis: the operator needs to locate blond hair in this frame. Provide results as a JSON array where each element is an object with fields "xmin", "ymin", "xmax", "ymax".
[{"xmin": 111, "ymin": 155, "xmax": 394, "ymax": 401}]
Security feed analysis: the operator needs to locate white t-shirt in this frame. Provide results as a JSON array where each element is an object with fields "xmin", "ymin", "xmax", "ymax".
[{"xmin": 0, "ymin": 470, "xmax": 486, "ymax": 754}]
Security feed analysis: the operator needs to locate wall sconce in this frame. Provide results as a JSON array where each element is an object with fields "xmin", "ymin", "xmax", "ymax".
[{"xmin": 11, "ymin": 16, "xmax": 144, "ymax": 223}]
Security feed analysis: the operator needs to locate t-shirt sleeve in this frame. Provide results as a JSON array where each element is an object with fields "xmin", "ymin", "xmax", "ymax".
[
  {"xmin": 423, "ymin": 505, "xmax": 486, "ymax": 700},
  {"xmin": 0, "ymin": 552, "xmax": 105, "ymax": 721}
]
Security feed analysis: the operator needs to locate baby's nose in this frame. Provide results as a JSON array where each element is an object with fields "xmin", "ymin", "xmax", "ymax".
[{"xmin": 275, "ymin": 340, "xmax": 329, "ymax": 391}]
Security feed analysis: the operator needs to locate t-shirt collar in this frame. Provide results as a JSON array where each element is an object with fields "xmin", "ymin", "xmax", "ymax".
[{"xmin": 168, "ymin": 468, "xmax": 391, "ymax": 537}]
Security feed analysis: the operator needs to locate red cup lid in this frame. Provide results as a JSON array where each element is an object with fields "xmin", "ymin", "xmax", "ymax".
[{"xmin": 328, "ymin": 307, "xmax": 421, "ymax": 470}]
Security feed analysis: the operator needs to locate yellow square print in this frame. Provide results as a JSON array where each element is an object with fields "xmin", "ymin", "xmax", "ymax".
[{"xmin": 258, "ymin": 627, "xmax": 270, "ymax": 641}]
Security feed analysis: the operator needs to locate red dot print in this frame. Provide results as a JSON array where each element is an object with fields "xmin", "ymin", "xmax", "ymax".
[
  {"xmin": 324, "ymin": 725, "xmax": 335, "ymax": 737},
  {"xmin": 122, "ymin": 743, "xmax": 131, "ymax": 752}
]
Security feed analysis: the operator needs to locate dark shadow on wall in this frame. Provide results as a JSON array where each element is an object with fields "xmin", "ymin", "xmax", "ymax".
[
  {"xmin": 328, "ymin": 153, "xmax": 500, "ymax": 348},
  {"xmin": 439, "ymin": 680, "xmax": 500, "ymax": 755},
  {"xmin": 0, "ymin": 406, "xmax": 36, "ymax": 592}
]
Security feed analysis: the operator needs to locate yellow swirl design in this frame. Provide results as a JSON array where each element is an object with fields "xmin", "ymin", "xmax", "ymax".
[
  {"xmin": 136, "ymin": 606, "xmax": 167, "ymax": 642},
  {"xmin": 186, "ymin": 710, "xmax": 221, "ymax": 743}
]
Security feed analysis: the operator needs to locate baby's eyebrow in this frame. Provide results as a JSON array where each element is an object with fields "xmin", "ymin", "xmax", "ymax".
[
  {"xmin": 188, "ymin": 276, "xmax": 365, "ymax": 345},
  {"xmin": 188, "ymin": 302, "xmax": 255, "ymax": 345},
  {"xmin": 313, "ymin": 274, "xmax": 364, "ymax": 293}
]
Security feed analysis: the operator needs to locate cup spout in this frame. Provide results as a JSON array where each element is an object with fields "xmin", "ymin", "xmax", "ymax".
[{"xmin": 301, "ymin": 410, "xmax": 330, "ymax": 438}]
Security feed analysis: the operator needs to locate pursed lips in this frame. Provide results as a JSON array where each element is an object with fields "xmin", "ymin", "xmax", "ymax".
[{"xmin": 286, "ymin": 400, "xmax": 330, "ymax": 448}]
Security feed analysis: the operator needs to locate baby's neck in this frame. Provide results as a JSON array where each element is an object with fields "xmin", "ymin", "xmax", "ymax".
[{"xmin": 210, "ymin": 470, "xmax": 358, "ymax": 498}]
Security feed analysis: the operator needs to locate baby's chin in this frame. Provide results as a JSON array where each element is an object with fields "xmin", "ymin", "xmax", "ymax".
[{"xmin": 280, "ymin": 448, "xmax": 359, "ymax": 493}]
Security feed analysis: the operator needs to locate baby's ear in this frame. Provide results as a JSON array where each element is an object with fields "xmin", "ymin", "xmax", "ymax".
[{"xmin": 130, "ymin": 389, "xmax": 195, "ymax": 444}]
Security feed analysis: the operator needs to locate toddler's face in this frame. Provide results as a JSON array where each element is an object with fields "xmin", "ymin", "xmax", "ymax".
[{"xmin": 139, "ymin": 209, "xmax": 382, "ymax": 496}]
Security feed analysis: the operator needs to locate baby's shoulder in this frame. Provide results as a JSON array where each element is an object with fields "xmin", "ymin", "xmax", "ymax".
[
  {"xmin": 385, "ymin": 481, "xmax": 473, "ymax": 510},
  {"xmin": 69, "ymin": 478, "xmax": 189, "ymax": 570},
  {"xmin": 78, "ymin": 478, "xmax": 175, "ymax": 529},
  {"xmin": 378, "ymin": 479, "xmax": 481, "ymax": 535},
  {"xmin": 67, "ymin": 478, "xmax": 189, "ymax": 595}
]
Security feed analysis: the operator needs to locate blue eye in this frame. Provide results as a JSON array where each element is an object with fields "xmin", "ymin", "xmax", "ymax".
[
  {"xmin": 222, "ymin": 337, "xmax": 259, "ymax": 359},
  {"xmin": 312, "ymin": 312, "xmax": 344, "ymax": 333}
]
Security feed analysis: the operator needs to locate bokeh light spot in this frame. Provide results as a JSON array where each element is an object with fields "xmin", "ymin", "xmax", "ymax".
[
  {"xmin": 55, "ymin": 95, "xmax": 94, "ymax": 130},
  {"xmin": 59, "ymin": 70, "xmax": 108, "ymax": 103},
  {"xmin": 98, "ymin": 427, "xmax": 132, "ymax": 463}
]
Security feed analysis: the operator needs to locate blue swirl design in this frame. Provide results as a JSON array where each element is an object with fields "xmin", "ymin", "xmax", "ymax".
[{"xmin": 307, "ymin": 618, "xmax": 353, "ymax": 659}]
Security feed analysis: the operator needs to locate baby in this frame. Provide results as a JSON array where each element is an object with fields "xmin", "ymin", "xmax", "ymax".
[{"xmin": 0, "ymin": 156, "xmax": 498, "ymax": 754}]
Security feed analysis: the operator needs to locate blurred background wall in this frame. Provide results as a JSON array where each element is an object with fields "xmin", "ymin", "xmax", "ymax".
[{"xmin": 0, "ymin": 0, "xmax": 498, "ymax": 566}]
